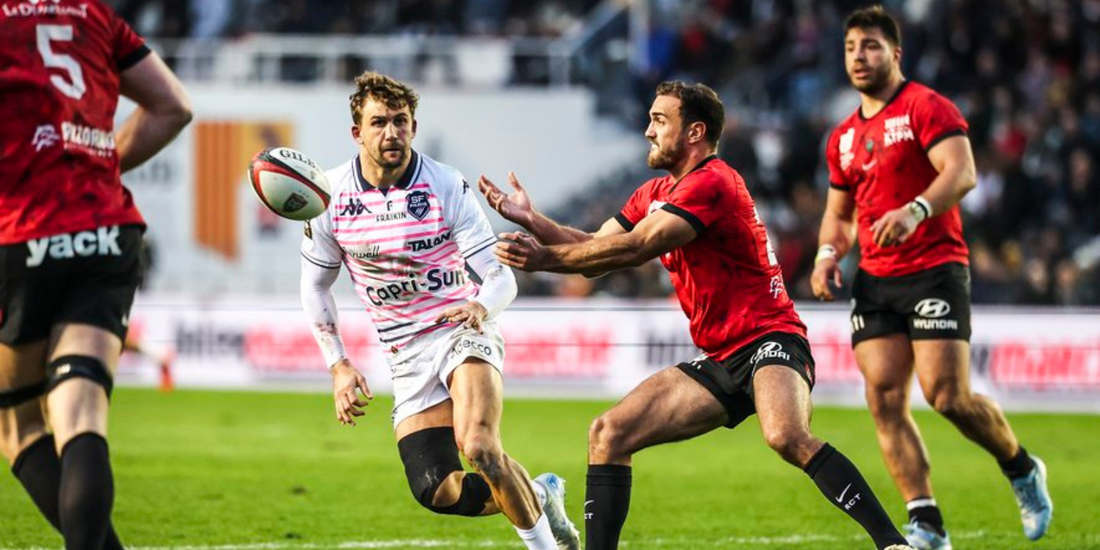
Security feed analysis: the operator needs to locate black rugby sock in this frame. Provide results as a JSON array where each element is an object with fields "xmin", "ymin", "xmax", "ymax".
[
  {"xmin": 998, "ymin": 445, "xmax": 1035, "ymax": 480},
  {"xmin": 585, "ymin": 464, "xmax": 632, "ymax": 550},
  {"xmin": 907, "ymin": 497, "xmax": 946, "ymax": 536},
  {"xmin": 59, "ymin": 433, "xmax": 117, "ymax": 550},
  {"xmin": 13, "ymin": 434, "xmax": 124, "ymax": 550},
  {"xmin": 804, "ymin": 443, "xmax": 907, "ymax": 550}
]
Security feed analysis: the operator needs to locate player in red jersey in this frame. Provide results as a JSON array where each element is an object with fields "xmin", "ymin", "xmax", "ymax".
[
  {"xmin": 812, "ymin": 7, "xmax": 1052, "ymax": 549},
  {"xmin": 480, "ymin": 81, "xmax": 913, "ymax": 550},
  {"xmin": 0, "ymin": 0, "xmax": 191, "ymax": 547}
]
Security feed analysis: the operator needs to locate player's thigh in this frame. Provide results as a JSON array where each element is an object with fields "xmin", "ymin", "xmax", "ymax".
[
  {"xmin": 594, "ymin": 366, "xmax": 727, "ymax": 453},
  {"xmin": 854, "ymin": 333, "xmax": 915, "ymax": 394},
  {"xmin": 394, "ymin": 398, "xmax": 454, "ymax": 441},
  {"xmin": 45, "ymin": 323, "xmax": 123, "ymax": 448},
  {"xmin": 752, "ymin": 365, "xmax": 813, "ymax": 443},
  {"xmin": 912, "ymin": 339, "xmax": 972, "ymax": 405},
  {"xmin": 0, "ymin": 340, "xmax": 50, "ymax": 464},
  {"xmin": 447, "ymin": 358, "xmax": 504, "ymax": 445}
]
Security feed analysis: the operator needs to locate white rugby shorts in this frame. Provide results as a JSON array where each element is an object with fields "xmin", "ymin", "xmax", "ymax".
[{"xmin": 389, "ymin": 321, "xmax": 505, "ymax": 428}]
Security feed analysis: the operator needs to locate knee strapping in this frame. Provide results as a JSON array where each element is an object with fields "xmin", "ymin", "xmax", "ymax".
[
  {"xmin": 47, "ymin": 355, "xmax": 113, "ymax": 398},
  {"xmin": 0, "ymin": 380, "xmax": 47, "ymax": 408},
  {"xmin": 397, "ymin": 427, "xmax": 492, "ymax": 516}
]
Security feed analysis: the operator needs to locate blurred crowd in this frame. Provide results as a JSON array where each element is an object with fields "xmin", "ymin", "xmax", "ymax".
[
  {"xmin": 111, "ymin": 0, "xmax": 1099, "ymax": 305},
  {"xmin": 108, "ymin": 0, "xmax": 595, "ymax": 38},
  {"xmin": 545, "ymin": 0, "xmax": 1100, "ymax": 306}
]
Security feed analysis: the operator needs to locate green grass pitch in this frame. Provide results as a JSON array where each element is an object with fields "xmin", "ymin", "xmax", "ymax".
[{"xmin": 1, "ymin": 388, "xmax": 1097, "ymax": 549}]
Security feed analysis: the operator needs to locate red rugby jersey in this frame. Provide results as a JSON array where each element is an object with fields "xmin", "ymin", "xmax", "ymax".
[
  {"xmin": 617, "ymin": 156, "xmax": 806, "ymax": 361},
  {"xmin": 826, "ymin": 81, "xmax": 970, "ymax": 277},
  {"xmin": 0, "ymin": 0, "xmax": 150, "ymax": 244}
]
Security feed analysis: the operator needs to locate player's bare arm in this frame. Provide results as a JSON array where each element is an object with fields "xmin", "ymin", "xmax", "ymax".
[
  {"xmin": 495, "ymin": 209, "xmax": 695, "ymax": 274},
  {"xmin": 478, "ymin": 172, "xmax": 597, "ymax": 245},
  {"xmin": 116, "ymin": 51, "xmax": 193, "ymax": 173},
  {"xmin": 870, "ymin": 135, "xmax": 976, "ymax": 247},
  {"xmin": 812, "ymin": 187, "xmax": 857, "ymax": 301}
]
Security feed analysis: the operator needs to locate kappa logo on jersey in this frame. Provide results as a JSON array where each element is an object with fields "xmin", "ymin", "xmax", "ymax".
[
  {"xmin": 340, "ymin": 198, "xmax": 372, "ymax": 216},
  {"xmin": 884, "ymin": 115, "xmax": 915, "ymax": 147},
  {"xmin": 407, "ymin": 231, "xmax": 451, "ymax": 252},
  {"xmin": 25, "ymin": 226, "xmax": 122, "ymax": 267},
  {"xmin": 406, "ymin": 190, "xmax": 431, "ymax": 220},
  {"xmin": 32, "ymin": 125, "xmax": 59, "ymax": 151},
  {"xmin": 750, "ymin": 341, "xmax": 790, "ymax": 365},
  {"xmin": 364, "ymin": 267, "xmax": 466, "ymax": 306},
  {"xmin": 912, "ymin": 298, "xmax": 959, "ymax": 330},
  {"xmin": 838, "ymin": 127, "xmax": 855, "ymax": 170}
]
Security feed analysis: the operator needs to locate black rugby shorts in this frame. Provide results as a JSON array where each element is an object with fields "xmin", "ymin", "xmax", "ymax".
[
  {"xmin": 677, "ymin": 332, "xmax": 815, "ymax": 429},
  {"xmin": 0, "ymin": 225, "xmax": 145, "ymax": 345},
  {"xmin": 849, "ymin": 262, "xmax": 972, "ymax": 346}
]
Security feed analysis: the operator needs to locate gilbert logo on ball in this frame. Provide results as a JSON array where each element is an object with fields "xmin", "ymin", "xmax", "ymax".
[{"xmin": 248, "ymin": 147, "xmax": 331, "ymax": 220}]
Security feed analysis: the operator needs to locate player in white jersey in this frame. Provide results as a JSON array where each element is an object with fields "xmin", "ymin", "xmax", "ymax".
[{"xmin": 299, "ymin": 72, "xmax": 580, "ymax": 550}]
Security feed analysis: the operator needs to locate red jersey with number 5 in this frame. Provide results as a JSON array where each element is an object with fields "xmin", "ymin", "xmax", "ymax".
[
  {"xmin": 617, "ymin": 156, "xmax": 806, "ymax": 361},
  {"xmin": 0, "ymin": 0, "xmax": 150, "ymax": 244},
  {"xmin": 825, "ymin": 81, "xmax": 970, "ymax": 277}
]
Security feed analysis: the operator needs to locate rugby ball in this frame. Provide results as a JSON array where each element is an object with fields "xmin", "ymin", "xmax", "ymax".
[{"xmin": 248, "ymin": 147, "xmax": 331, "ymax": 220}]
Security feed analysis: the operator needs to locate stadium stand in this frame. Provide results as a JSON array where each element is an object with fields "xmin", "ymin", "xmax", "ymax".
[{"xmin": 108, "ymin": 0, "xmax": 1099, "ymax": 305}]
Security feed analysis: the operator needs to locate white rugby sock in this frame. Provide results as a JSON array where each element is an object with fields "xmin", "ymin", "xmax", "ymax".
[{"xmin": 516, "ymin": 513, "xmax": 557, "ymax": 550}]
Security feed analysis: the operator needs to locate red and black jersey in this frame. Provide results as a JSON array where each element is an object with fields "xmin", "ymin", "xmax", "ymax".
[
  {"xmin": 0, "ymin": 0, "xmax": 151, "ymax": 244},
  {"xmin": 617, "ymin": 156, "xmax": 806, "ymax": 362},
  {"xmin": 826, "ymin": 81, "xmax": 970, "ymax": 277}
]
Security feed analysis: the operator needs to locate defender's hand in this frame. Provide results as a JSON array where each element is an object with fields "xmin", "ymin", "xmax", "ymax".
[
  {"xmin": 478, "ymin": 172, "xmax": 534, "ymax": 226},
  {"xmin": 870, "ymin": 206, "xmax": 919, "ymax": 248},
  {"xmin": 495, "ymin": 231, "xmax": 552, "ymax": 272},
  {"xmin": 811, "ymin": 257, "xmax": 844, "ymax": 302},
  {"xmin": 330, "ymin": 359, "xmax": 372, "ymax": 426},
  {"xmin": 436, "ymin": 300, "xmax": 489, "ymax": 333}
]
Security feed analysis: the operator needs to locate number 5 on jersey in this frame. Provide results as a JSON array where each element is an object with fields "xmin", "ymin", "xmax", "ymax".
[{"xmin": 37, "ymin": 24, "xmax": 86, "ymax": 100}]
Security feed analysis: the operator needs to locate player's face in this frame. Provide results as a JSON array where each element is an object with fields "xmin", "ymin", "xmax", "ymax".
[
  {"xmin": 353, "ymin": 98, "xmax": 416, "ymax": 170},
  {"xmin": 844, "ymin": 27, "xmax": 900, "ymax": 95},
  {"xmin": 645, "ymin": 95, "xmax": 686, "ymax": 170}
]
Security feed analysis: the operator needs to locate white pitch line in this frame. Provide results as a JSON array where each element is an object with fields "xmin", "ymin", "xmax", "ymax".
[{"xmin": 0, "ymin": 531, "xmax": 1055, "ymax": 550}]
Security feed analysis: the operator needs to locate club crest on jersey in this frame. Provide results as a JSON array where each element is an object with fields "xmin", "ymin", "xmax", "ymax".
[
  {"xmin": 406, "ymin": 190, "xmax": 431, "ymax": 220},
  {"xmin": 32, "ymin": 125, "xmax": 59, "ymax": 151}
]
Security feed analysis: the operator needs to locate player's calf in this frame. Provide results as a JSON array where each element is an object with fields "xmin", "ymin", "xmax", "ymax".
[{"xmin": 398, "ymin": 427, "xmax": 492, "ymax": 516}]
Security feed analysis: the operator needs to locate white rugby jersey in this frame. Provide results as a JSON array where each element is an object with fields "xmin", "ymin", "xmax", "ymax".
[{"xmin": 301, "ymin": 151, "xmax": 498, "ymax": 354}]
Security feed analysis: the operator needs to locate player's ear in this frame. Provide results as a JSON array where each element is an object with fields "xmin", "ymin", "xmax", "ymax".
[
  {"xmin": 689, "ymin": 121, "xmax": 706, "ymax": 144},
  {"xmin": 411, "ymin": 118, "xmax": 418, "ymax": 138},
  {"xmin": 351, "ymin": 125, "xmax": 362, "ymax": 143}
]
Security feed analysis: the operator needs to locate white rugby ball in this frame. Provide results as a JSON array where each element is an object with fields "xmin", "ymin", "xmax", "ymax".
[{"xmin": 248, "ymin": 147, "xmax": 331, "ymax": 220}]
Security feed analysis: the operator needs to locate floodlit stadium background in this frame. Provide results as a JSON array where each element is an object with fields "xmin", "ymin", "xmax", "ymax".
[{"xmin": 3, "ymin": 1, "xmax": 1099, "ymax": 548}]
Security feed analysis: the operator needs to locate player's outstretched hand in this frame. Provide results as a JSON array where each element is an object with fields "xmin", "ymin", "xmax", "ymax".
[
  {"xmin": 811, "ymin": 257, "xmax": 843, "ymax": 301},
  {"xmin": 330, "ymin": 359, "xmax": 373, "ymax": 426},
  {"xmin": 496, "ymin": 231, "xmax": 552, "ymax": 271},
  {"xmin": 436, "ymin": 300, "xmax": 489, "ymax": 333},
  {"xmin": 478, "ymin": 172, "xmax": 534, "ymax": 226},
  {"xmin": 870, "ymin": 206, "xmax": 919, "ymax": 248}
]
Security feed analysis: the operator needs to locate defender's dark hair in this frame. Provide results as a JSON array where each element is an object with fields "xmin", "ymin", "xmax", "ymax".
[
  {"xmin": 844, "ymin": 5, "xmax": 902, "ymax": 46},
  {"xmin": 655, "ymin": 81, "xmax": 725, "ymax": 146},
  {"xmin": 349, "ymin": 71, "xmax": 420, "ymax": 124}
]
